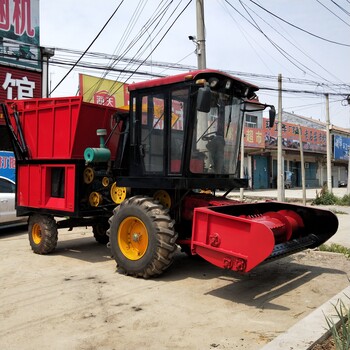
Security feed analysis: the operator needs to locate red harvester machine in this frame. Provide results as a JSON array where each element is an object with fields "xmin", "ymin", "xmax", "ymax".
[{"xmin": 2, "ymin": 69, "xmax": 338, "ymax": 278}]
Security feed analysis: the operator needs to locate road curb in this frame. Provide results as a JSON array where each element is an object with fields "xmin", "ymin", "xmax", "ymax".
[{"xmin": 260, "ymin": 285, "xmax": 350, "ymax": 349}]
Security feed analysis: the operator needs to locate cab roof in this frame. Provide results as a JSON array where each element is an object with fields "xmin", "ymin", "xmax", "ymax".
[{"xmin": 128, "ymin": 69, "xmax": 259, "ymax": 92}]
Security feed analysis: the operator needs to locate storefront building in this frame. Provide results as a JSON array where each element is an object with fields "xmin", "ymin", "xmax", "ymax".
[{"xmin": 242, "ymin": 111, "xmax": 350, "ymax": 189}]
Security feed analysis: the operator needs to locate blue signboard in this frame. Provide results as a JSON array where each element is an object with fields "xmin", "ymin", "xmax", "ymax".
[
  {"xmin": 334, "ymin": 134, "xmax": 350, "ymax": 161},
  {"xmin": 0, "ymin": 150, "xmax": 15, "ymax": 181}
]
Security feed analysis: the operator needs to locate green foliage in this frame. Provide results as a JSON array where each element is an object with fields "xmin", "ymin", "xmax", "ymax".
[
  {"xmin": 313, "ymin": 186, "xmax": 338, "ymax": 205},
  {"xmin": 319, "ymin": 244, "xmax": 350, "ymax": 259},
  {"xmin": 312, "ymin": 186, "xmax": 350, "ymax": 206},
  {"xmin": 338, "ymin": 195, "xmax": 350, "ymax": 206},
  {"xmin": 324, "ymin": 297, "xmax": 350, "ymax": 350}
]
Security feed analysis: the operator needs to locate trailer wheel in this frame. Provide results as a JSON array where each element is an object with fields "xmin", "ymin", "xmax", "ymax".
[
  {"xmin": 108, "ymin": 196, "xmax": 178, "ymax": 278},
  {"xmin": 92, "ymin": 221, "xmax": 110, "ymax": 244},
  {"xmin": 28, "ymin": 215, "xmax": 58, "ymax": 254}
]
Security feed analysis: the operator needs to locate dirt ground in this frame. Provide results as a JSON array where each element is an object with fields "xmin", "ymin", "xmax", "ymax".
[{"xmin": 1, "ymin": 221, "xmax": 350, "ymax": 350}]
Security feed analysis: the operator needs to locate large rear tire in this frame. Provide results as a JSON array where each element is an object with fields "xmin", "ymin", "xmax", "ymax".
[
  {"xmin": 28, "ymin": 214, "xmax": 58, "ymax": 254},
  {"xmin": 108, "ymin": 196, "xmax": 178, "ymax": 278}
]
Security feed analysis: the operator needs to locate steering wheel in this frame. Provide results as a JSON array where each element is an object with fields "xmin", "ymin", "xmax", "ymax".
[{"xmin": 201, "ymin": 131, "xmax": 217, "ymax": 141}]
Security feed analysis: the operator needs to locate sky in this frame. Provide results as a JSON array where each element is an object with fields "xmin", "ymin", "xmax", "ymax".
[{"xmin": 40, "ymin": 0, "xmax": 350, "ymax": 128}]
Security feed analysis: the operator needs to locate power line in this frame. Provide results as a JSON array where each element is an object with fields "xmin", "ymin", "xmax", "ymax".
[
  {"xmin": 84, "ymin": 0, "xmax": 174, "ymax": 100},
  {"xmin": 330, "ymin": 0, "xmax": 350, "ymax": 16},
  {"xmin": 50, "ymin": 0, "xmax": 125, "ymax": 95},
  {"xmin": 241, "ymin": 0, "xmax": 346, "ymax": 84},
  {"xmin": 316, "ymin": 0, "xmax": 350, "ymax": 28},
  {"xmin": 108, "ymin": 0, "xmax": 192, "ymax": 97},
  {"xmin": 259, "ymin": 86, "xmax": 348, "ymax": 96},
  {"xmin": 230, "ymin": 0, "xmax": 336, "ymax": 83},
  {"xmin": 48, "ymin": 45, "xmax": 350, "ymax": 96},
  {"xmin": 248, "ymin": 0, "xmax": 350, "ymax": 47}
]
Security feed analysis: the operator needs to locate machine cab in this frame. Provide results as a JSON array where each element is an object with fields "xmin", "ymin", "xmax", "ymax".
[{"xmin": 123, "ymin": 70, "xmax": 267, "ymax": 190}]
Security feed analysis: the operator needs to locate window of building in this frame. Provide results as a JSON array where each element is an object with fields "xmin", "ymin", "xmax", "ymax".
[{"xmin": 245, "ymin": 114, "xmax": 258, "ymax": 128}]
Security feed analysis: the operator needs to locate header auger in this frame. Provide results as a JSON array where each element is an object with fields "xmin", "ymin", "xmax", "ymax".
[{"xmin": 2, "ymin": 69, "xmax": 338, "ymax": 278}]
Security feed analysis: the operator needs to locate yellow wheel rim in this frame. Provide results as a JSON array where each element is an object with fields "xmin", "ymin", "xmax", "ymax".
[
  {"xmin": 110, "ymin": 182, "xmax": 127, "ymax": 204},
  {"xmin": 118, "ymin": 216, "xmax": 148, "ymax": 260},
  {"xmin": 89, "ymin": 192, "xmax": 102, "ymax": 207},
  {"xmin": 102, "ymin": 177, "xmax": 109, "ymax": 187},
  {"xmin": 153, "ymin": 190, "xmax": 171, "ymax": 208},
  {"xmin": 83, "ymin": 167, "xmax": 94, "ymax": 184},
  {"xmin": 32, "ymin": 223, "xmax": 42, "ymax": 244}
]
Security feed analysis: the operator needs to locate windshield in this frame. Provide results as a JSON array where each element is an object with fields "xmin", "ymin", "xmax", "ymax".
[{"xmin": 190, "ymin": 91, "xmax": 243, "ymax": 175}]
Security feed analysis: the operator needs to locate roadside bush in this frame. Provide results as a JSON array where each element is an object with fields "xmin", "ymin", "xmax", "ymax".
[
  {"xmin": 312, "ymin": 186, "xmax": 350, "ymax": 206},
  {"xmin": 338, "ymin": 195, "xmax": 350, "ymax": 206},
  {"xmin": 313, "ymin": 186, "xmax": 338, "ymax": 205},
  {"xmin": 319, "ymin": 243, "xmax": 350, "ymax": 259}
]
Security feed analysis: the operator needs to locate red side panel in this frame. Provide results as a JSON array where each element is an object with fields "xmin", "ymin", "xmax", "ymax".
[
  {"xmin": 72, "ymin": 102, "xmax": 121, "ymax": 158},
  {"xmin": 17, "ymin": 163, "xmax": 76, "ymax": 212},
  {"xmin": 6, "ymin": 97, "xmax": 123, "ymax": 160},
  {"xmin": 8, "ymin": 97, "xmax": 80, "ymax": 159},
  {"xmin": 191, "ymin": 206, "xmax": 275, "ymax": 272}
]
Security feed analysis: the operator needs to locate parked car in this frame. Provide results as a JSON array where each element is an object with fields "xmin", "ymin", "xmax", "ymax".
[
  {"xmin": 0, "ymin": 176, "xmax": 27, "ymax": 227},
  {"xmin": 338, "ymin": 180, "xmax": 348, "ymax": 188}
]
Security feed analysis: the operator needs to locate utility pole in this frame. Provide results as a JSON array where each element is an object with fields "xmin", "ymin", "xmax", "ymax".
[
  {"xmin": 348, "ymin": 142, "xmax": 350, "ymax": 196},
  {"xmin": 325, "ymin": 94, "xmax": 332, "ymax": 193},
  {"xmin": 347, "ymin": 97, "xmax": 350, "ymax": 196},
  {"xmin": 299, "ymin": 125, "xmax": 306, "ymax": 205},
  {"xmin": 41, "ymin": 47, "xmax": 55, "ymax": 97},
  {"xmin": 240, "ymin": 116, "xmax": 245, "ymax": 201},
  {"xmin": 277, "ymin": 74, "xmax": 285, "ymax": 201},
  {"xmin": 196, "ymin": 0, "xmax": 206, "ymax": 69}
]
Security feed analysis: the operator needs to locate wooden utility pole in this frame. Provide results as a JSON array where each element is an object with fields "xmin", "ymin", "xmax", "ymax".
[
  {"xmin": 325, "ymin": 94, "xmax": 332, "ymax": 192},
  {"xmin": 196, "ymin": 0, "xmax": 206, "ymax": 69},
  {"xmin": 348, "ymin": 143, "xmax": 350, "ymax": 195},
  {"xmin": 240, "ymin": 116, "xmax": 245, "ymax": 201},
  {"xmin": 347, "ymin": 97, "xmax": 350, "ymax": 196},
  {"xmin": 299, "ymin": 125, "xmax": 306, "ymax": 205},
  {"xmin": 277, "ymin": 74, "xmax": 285, "ymax": 201}
]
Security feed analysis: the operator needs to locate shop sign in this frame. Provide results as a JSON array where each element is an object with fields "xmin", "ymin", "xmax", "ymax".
[
  {"xmin": 0, "ymin": 65, "xmax": 41, "ymax": 100},
  {"xmin": 0, "ymin": 0, "xmax": 40, "ymax": 70},
  {"xmin": 244, "ymin": 127, "xmax": 264, "ymax": 148},
  {"xmin": 0, "ymin": 150, "xmax": 15, "ymax": 181},
  {"xmin": 79, "ymin": 73, "xmax": 129, "ymax": 108},
  {"xmin": 263, "ymin": 118, "xmax": 327, "ymax": 152},
  {"xmin": 0, "ymin": 66, "xmax": 41, "ymax": 124},
  {"xmin": 334, "ymin": 134, "xmax": 350, "ymax": 160}
]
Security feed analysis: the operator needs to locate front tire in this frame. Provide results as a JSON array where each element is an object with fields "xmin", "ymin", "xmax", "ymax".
[
  {"xmin": 108, "ymin": 196, "xmax": 178, "ymax": 278},
  {"xmin": 28, "ymin": 214, "xmax": 58, "ymax": 254}
]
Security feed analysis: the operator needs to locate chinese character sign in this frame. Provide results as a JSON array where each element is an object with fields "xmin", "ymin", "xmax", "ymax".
[
  {"xmin": 334, "ymin": 134, "xmax": 350, "ymax": 160},
  {"xmin": 0, "ymin": 0, "xmax": 40, "ymax": 70},
  {"xmin": 79, "ymin": 73, "xmax": 129, "ymax": 108},
  {"xmin": 0, "ymin": 66, "xmax": 41, "ymax": 122},
  {"xmin": 2, "ymin": 71, "xmax": 35, "ymax": 98},
  {"xmin": 93, "ymin": 90, "xmax": 116, "ymax": 107},
  {"xmin": 243, "ymin": 127, "xmax": 265, "ymax": 148},
  {"xmin": 0, "ymin": 150, "xmax": 15, "ymax": 181},
  {"xmin": 263, "ymin": 118, "xmax": 327, "ymax": 152}
]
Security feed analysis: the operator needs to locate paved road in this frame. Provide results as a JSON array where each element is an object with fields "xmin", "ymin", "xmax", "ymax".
[{"xmin": 228, "ymin": 186, "xmax": 348, "ymax": 201}]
